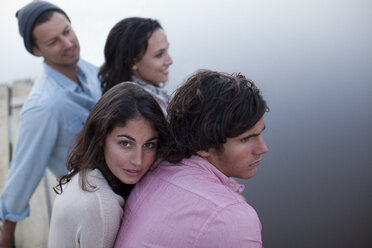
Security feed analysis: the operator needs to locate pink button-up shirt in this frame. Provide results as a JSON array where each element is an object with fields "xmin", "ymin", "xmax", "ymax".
[{"xmin": 115, "ymin": 156, "xmax": 262, "ymax": 248}]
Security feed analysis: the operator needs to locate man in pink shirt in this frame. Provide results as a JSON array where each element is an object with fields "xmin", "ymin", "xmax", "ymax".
[{"xmin": 115, "ymin": 70, "xmax": 269, "ymax": 248}]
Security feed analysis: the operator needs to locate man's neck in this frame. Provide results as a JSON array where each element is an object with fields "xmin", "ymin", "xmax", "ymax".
[{"xmin": 46, "ymin": 61, "xmax": 82, "ymax": 87}]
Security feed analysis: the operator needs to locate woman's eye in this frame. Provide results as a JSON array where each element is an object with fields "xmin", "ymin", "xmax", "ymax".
[
  {"xmin": 119, "ymin": 141, "xmax": 130, "ymax": 147},
  {"xmin": 155, "ymin": 52, "xmax": 163, "ymax": 58},
  {"xmin": 144, "ymin": 142, "xmax": 157, "ymax": 149}
]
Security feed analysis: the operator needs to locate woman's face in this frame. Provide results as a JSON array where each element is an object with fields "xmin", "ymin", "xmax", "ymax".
[
  {"xmin": 132, "ymin": 28, "xmax": 173, "ymax": 86},
  {"xmin": 104, "ymin": 116, "xmax": 158, "ymax": 185}
]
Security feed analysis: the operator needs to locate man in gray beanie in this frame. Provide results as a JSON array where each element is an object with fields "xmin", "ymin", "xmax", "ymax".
[
  {"xmin": 0, "ymin": 1, "xmax": 101, "ymax": 247},
  {"xmin": 16, "ymin": 0, "xmax": 70, "ymax": 54}
]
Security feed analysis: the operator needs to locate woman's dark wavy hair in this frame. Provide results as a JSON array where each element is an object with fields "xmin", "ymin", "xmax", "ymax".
[
  {"xmin": 99, "ymin": 17, "xmax": 162, "ymax": 94},
  {"xmin": 165, "ymin": 70, "xmax": 269, "ymax": 163},
  {"xmin": 54, "ymin": 82, "xmax": 169, "ymax": 199}
]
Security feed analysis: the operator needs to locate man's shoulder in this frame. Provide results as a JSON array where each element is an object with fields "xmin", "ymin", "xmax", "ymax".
[
  {"xmin": 19, "ymin": 93, "xmax": 56, "ymax": 121},
  {"xmin": 78, "ymin": 59, "xmax": 99, "ymax": 74},
  {"xmin": 120, "ymin": 163, "xmax": 260, "ymax": 248},
  {"xmin": 139, "ymin": 162, "xmax": 246, "ymax": 208},
  {"xmin": 25, "ymin": 70, "xmax": 66, "ymax": 101},
  {"xmin": 20, "ymin": 86, "xmax": 65, "ymax": 119}
]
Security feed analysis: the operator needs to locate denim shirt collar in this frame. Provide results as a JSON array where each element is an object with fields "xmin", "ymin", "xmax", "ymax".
[{"xmin": 42, "ymin": 60, "xmax": 87, "ymax": 92}]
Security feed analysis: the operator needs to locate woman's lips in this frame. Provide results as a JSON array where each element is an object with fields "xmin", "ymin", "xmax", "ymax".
[{"xmin": 123, "ymin": 169, "xmax": 141, "ymax": 177}]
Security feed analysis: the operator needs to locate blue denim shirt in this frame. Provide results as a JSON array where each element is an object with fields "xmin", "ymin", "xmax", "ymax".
[{"xmin": 0, "ymin": 59, "xmax": 101, "ymax": 221}]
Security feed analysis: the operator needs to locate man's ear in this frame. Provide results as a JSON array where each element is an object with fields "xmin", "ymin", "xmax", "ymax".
[
  {"xmin": 196, "ymin": 150, "xmax": 211, "ymax": 159},
  {"xmin": 32, "ymin": 46, "xmax": 42, "ymax": 57}
]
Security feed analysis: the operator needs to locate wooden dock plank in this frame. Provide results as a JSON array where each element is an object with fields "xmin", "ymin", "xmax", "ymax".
[{"xmin": 0, "ymin": 84, "xmax": 10, "ymax": 192}]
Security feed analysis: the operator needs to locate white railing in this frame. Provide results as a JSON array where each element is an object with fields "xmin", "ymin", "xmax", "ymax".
[{"xmin": 0, "ymin": 80, "xmax": 54, "ymax": 247}]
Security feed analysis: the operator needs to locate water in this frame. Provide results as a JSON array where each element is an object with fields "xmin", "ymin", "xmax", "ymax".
[{"xmin": 1, "ymin": 0, "xmax": 371, "ymax": 247}]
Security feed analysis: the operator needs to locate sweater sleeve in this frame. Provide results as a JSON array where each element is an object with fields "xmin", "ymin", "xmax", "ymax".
[
  {"xmin": 78, "ymin": 182, "xmax": 124, "ymax": 248},
  {"xmin": 48, "ymin": 171, "xmax": 124, "ymax": 248},
  {"xmin": 195, "ymin": 202, "xmax": 262, "ymax": 248}
]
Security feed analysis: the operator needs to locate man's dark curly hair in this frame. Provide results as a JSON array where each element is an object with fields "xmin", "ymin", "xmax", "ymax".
[{"xmin": 164, "ymin": 69, "xmax": 268, "ymax": 163}]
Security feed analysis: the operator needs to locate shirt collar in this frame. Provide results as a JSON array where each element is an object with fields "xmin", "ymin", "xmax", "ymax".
[
  {"xmin": 181, "ymin": 155, "xmax": 245, "ymax": 194},
  {"xmin": 42, "ymin": 60, "xmax": 86, "ymax": 92}
]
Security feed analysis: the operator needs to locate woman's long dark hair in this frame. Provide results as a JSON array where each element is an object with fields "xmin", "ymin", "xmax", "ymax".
[
  {"xmin": 54, "ymin": 82, "xmax": 169, "ymax": 199},
  {"xmin": 99, "ymin": 17, "xmax": 162, "ymax": 94}
]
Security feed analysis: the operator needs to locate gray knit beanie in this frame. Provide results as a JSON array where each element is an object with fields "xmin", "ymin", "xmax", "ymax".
[{"xmin": 16, "ymin": 1, "xmax": 70, "ymax": 55}]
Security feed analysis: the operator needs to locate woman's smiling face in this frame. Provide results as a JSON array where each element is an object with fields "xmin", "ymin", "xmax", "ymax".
[{"xmin": 132, "ymin": 28, "xmax": 173, "ymax": 86}]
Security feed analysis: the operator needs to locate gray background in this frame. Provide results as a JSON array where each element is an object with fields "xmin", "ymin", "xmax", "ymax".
[{"xmin": 1, "ymin": 0, "xmax": 371, "ymax": 247}]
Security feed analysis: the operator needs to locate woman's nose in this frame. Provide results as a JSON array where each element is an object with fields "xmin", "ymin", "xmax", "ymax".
[
  {"xmin": 165, "ymin": 53, "xmax": 173, "ymax": 66},
  {"xmin": 130, "ymin": 149, "xmax": 143, "ymax": 167}
]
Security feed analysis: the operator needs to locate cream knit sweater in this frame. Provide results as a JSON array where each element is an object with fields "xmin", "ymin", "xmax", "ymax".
[{"xmin": 48, "ymin": 169, "xmax": 124, "ymax": 248}]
